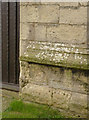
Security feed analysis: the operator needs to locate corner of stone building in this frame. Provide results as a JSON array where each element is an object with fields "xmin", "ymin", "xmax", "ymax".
[{"xmin": 20, "ymin": 2, "xmax": 89, "ymax": 118}]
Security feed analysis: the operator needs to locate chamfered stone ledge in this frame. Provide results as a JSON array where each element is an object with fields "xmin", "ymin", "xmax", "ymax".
[{"xmin": 20, "ymin": 41, "xmax": 89, "ymax": 70}]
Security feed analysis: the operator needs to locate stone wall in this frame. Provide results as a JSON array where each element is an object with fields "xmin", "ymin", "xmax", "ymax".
[{"xmin": 20, "ymin": 2, "xmax": 89, "ymax": 118}]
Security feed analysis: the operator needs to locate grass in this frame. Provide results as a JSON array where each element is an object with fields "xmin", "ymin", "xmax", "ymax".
[{"xmin": 2, "ymin": 100, "xmax": 64, "ymax": 118}]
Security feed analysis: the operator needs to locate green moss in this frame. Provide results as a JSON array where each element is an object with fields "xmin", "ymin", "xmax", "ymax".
[
  {"xmin": 20, "ymin": 56, "xmax": 89, "ymax": 70},
  {"xmin": 2, "ymin": 100, "xmax": 64, "ymax": 118}
]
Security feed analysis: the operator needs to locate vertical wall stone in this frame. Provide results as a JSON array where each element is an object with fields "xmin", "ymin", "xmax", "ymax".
[
  {"xmin": 21, "ymin": 5, "xmax": 39, "ymax": 23},
  {"xmin": 20, "ymin": 2, "xmax": 89, "ymax": 118},
  {"xmin": 35, "ymin": 24, "xmax": 46, "ymax": 41},
  {"xmin": 38, "ymin": 5, "xmax": 59, "ymax": 23},
  {"xmin": 20, "ymin": 23, "xmax": 35, "ymax": 40},
  {"xmin": 47, "ymin": 25, "xmax": 87, "ymax": 43},
  {"xmin": 60, "ymin": 7, "xmax": 87, "ymax": 25}
]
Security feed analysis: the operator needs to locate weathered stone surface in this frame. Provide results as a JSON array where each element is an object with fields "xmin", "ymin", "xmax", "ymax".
[
  {"xmin": 47, "ymin": 25, "xmax": 87, "ymax": 43},
  {"xmin": 20, "ymin": 53, "xmax": 88, "ymax": 70},
  {"xmin": 20, "ymin": 2, "xmax": 41, "ymax": 6},
  {"xmin": 28, "ymin": 64, "xmax": 48, "ymax": 85},
  {"xmin": 22, "ymin": 83, "xmax": 71, "ymax": 109},
  {"xmin": 23, "ymin": 41, "xmax": 88, "ymax": 54},
  {"xmin": 20, "ymin": 63, "xmax": 48, "ymax": 86},
  {"xmin": 20, "ymin": 39, "xmax": 29, "ymax": 56},
  {"xmin": 48, "ymin": 68, "xmax": 88, "ymax": 94},
  {"xmin": 21, "ymin": 81, "xmax": 87, "ymax": 117},
  {"xmin": 79, "ymin": 2, "xmax": 88, "ymax": 6},
  {"xmin": 20, "ymin": 23, "xmax": 35, "ymax": 40},
  {"xmin": 20, "ymin": 2, "xmax": 87, "ymax": 7},
  {"xmin": 38, "ymin": 5, "xmax": 59, "ymax": 23},
  {"xmin": 20, "ymin": 41, "xmax": 89, "ymax": 70},
  {"xmin": 69, "ymin": 92, "xmax": 87, "ymax": 116},
  {"xmin": 21, "ymin": 4, "xmax": 59, "ymax": 23},
  {"xmin": 22, "ymin": 83, "xmax": 52, "ymax": 105},
  {"xmin": 35, "ymin": 24, "xmax": 46, "ymax": 41},
  {"xmin": 20, "ymin": 62, "xmax": 89, "ymax": 94},
  {"xmin": 20, "ymin": 61, "xmax": 29, "ymax": 87},
  {"xmin": 60, "ymin": 7, "xmax": 87, "ymax": 25},
  {"xmin": 52, "ymin": 88, "xmax": 71, "ymax": 110},
  {"xmin": 20, "ymin": 2, "xmax": 89, "ymax": 118},
  {"xmin": 59, "ymin": 2, "xmax": 79, "ymax": 7},
  {"xmin": 21, "ymin": 5, "xmax": 39, "ymax": 23}
]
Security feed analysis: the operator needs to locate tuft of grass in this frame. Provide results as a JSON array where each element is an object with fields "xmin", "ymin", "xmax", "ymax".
[
  {"xmin": 8, "ymin": 100, "xmax": 24, "ymax": 112},
  {"xmin": 3, "ymin": 100, "xmax": 64, "ymax": 118}
]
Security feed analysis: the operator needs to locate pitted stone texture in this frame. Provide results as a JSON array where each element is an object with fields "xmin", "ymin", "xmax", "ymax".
[
  {"xmin": 21, "ymin": 4, "xmax": 59, "ymax": 23},
  {"xmin": 20, "ymin": 62, "xmax": 30, "ymax": 87},
  {"xmin": 35, "ymin": 24, "xmax": 46, "ymax": 41},
  {"xmin": 52, "ymin": 88, "xmax": 71, "ymax": 110},
  {"xmin": 20, "ymin": 62, "xmax": 89, "ymax": 94},
  {"xmin": 48, "ymin": 68, "xmax": 88, "ymax": 94},
  {"xmin": 20, "ymin": 2, "xmax": 88, "ymax": 118},
  {"xmin": 22, "ymin": 83, "xmax": 52, "ymax": 105},
  {"xmin": 21, "ymin": 81, "xmax": 87, "ymax": 118},
  {"xmin": 20, "ymin": 40, "xmax": 88, "ymax": 70},
  {"xmin": 20, "ymin": 2, "xmax": 41, "ymax": 6},
  {"xmin": 47, "ymin": 25, "xmax": 87, "ymax": 44},
  {"xmin": 59, "ymin": 2, "xmax": 79, "ymax": 7},
  {"xmin": 21, "ymin": 5, "xmax": 39, "ymax": 23},
  {"xmin": 20, "ymin": 23, "xmax": 46, "ymax": 41},
  {"xmin": 20, "ymin": 39, "xmax": 29, "ymax": 56},
  {"xmin": 38, "ymin": 5, "xmax": 59, "ymax": 23},
  {"xmin": 21, "ymin": 83, "xmax": 71, "ymax": 109},
  {"xmin": 69, "ymin": 92, "xmax": 87, "ymax": 116},
  {"xmin": 60, "ymin": 7, "xmax": 87, "ymax": 25},
  {"xmin": 20, "ymin": 2, "xmax": 87, "ymax": 7},
  {"xmin": 20, "ymin": 23, "xmax": 35, "ymax": 40},
  {"xmin": 28, "ymin": 64, "xmax": 48, "ymax": 85},
  {"xmin": 45, "ymin": 67, "xmax": 73, "ymax": 90}
]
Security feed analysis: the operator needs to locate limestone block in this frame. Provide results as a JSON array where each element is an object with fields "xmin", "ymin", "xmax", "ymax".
[
  {"xmin": 52, "ymin": 88, "xmax": 71, "ymax": 110},
  {"xmin": 47, "ymin": 25, "xmax": 87, "ymax": 44},
  {"xmin": 69, "ymin": 92, "xmax": 87, "ymax": 116},
  {"xmin": 20, "ymin": 5, "xmax": 39, "ymax": 23},
  {"xmin": 20, "ymin": 23, "xmax": 35, "ymax": 40},
  {"xmin": 21, "ymin": 54, "xmax": 88, "ymax": 72},
  {"xmin": 20, "ymin": 2, "xmax": 41, "ymax": 6},
  {"xmin": 79, "ymin": 2, "xmax": 88, "ymax": 6},
  {"xmin": 28, "ymin": 64, "xmax": 48, "ymax": 85},
  {"xmin": 20, "ymin": 39, "xmax": 29, "ymax": 56},
  {"xmin": 60, "ymin": 7, "xmax": 87, "ymax": 25},
  {"xmin": 22, "ymin": 83, "xmax": 52, "ymax": 105},
  {"xmin": 20, "ymin": 62, "xmax": 30, "ymax": 87},
  {"xmin": 45, "ymin": 67, "xmax": 73, "ymax": 91},
  {"xmin": 20, "ymin": 46, "xmax": 88, "ymax": 70},
  {"xmin": 59, "ymin": 2, "xmax": 79, "ymax": 7},
  {"xmin": 20, "ymin": 4, "xmax": 59, "ymax": 23},
  {"xmin": 35, "ymin": 24, "xmax": 46, "ymax": 41},
  {"xmin": 71, "ymin": 70, "xmax": 89, "ymax": 94},
  {"xmin": 23, "ymin": 41, "xmax": 88, "ymax": 54},
  {"xmin": 20, "ymin": 62, "xmax": 89, "ymax": 94},
  {"xmin": 38, "ymin": 5, "xmax": 59, "ymax": 23}
]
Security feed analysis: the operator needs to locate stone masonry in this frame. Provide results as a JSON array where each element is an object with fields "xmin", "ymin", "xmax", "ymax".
[{"xmin": 20, "ymin": 2, "xmax": 89, "ymax": 118}]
